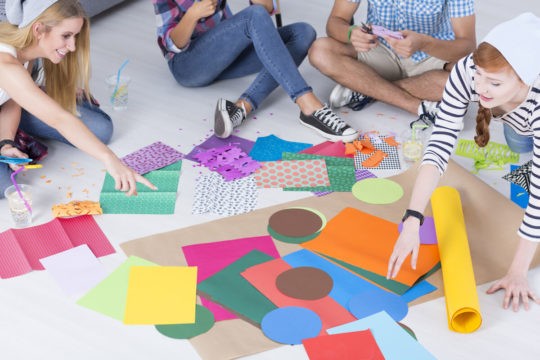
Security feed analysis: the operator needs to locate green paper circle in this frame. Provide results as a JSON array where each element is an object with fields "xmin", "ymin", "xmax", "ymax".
[
  {"xmin": 352, "ymin": 178, "xmax": 404, "ymax": 204},
  {"xmin": 267, "ymin": 225, "xmax": 320, "ymax": 244},
  {"xmin": 155, "ymin": 305, "xmax": 215, "ymax": 339}
]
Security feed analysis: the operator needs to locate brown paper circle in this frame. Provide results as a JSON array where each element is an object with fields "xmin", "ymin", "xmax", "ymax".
[
  {"xmin": 268, "ymin": 208, "xmax": 323, "ymax": 238},
  {"xmin": 275, "ymin": 266, "xmax": 333, "ymax": 300}
]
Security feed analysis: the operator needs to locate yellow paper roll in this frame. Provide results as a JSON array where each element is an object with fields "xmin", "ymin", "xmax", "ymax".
[{"xmin": 431, "ymin": 186, "xmax": 482, "ymax": 333}]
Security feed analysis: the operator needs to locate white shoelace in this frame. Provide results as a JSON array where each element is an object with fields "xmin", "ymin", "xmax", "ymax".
[
  {"xmin": 314, "ymin": 106, "xmax": 346, "ymax": 131},
  {"xmin": 228, "ymin": 102, "xmax": 246, "ymax": 127}
]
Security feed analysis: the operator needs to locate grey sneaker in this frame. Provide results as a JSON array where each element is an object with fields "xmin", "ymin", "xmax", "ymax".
[
  {"xmin": 410, "ymin": 100, "xmax": 439, "ymax": 129},
  {"xmin": 329, "ymin": 84, "xmax": 373, "ymax": 111},
  {"xmin": 299, "ymin": 105, "xmax": 358, "ymax": 142},
  {"xmin": 214, "ymin": 99, "xmax": 247, "ymax": 138}
]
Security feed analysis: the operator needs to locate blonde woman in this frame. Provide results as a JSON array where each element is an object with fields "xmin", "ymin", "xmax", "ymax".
[{"xmin": 0, "ymin": 0, "xmax": 155, "ymax": 197}]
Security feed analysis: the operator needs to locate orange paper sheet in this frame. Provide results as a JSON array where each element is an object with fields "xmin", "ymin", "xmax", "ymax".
[
  {"xmin": 302, "ymin": 207, "xmax": 439, "ymax": 287},
  {"xmin": 241, "ymin": 258, "xmax": 355, "ymax": 333}
]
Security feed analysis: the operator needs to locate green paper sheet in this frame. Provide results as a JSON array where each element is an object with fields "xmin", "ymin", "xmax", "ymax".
[
  {"xmin": 197, "ymin": 250, "xmax": 277, "ymax": 326},
  {"xmin": 100, "ymin": 161, "xmax": 181, "ymax": 214},
  {"xmin": 76, "ymin": 256, "xmax": 157, "ymax": 320},
  {"xmin": 281, "ymin": 153, "xmax": 357, "ymax": 192}
]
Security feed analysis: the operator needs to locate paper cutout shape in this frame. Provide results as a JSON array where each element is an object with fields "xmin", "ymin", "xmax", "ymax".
[
  {"xmin": 268, "ymin": 208, "xmax": 324, "ymax": 237},
  {"xmin": 77, "ymin": 256, "xmax": 157, "ymax": 320},
  {"xmin": 398, "ymin": 216, "xmax": 438, "ymax": 245},
  {"xmin": 302, "ymin": 329, "xmax": 384, "ymax": 360},
  {"xmin": 253, "ymin": 159, "xmax": 330, "ymax": 188},
  {"xmin": 241, "ymin": 258, "xmax": 355, "ymax": 333},
  {"xmin": 192, "ymin": 172, "xmax": 258, "ymax": 216},
  {"xmin": 249, "ymin": 135, "xmax": 312, "ymax": 161},
  {"xmin": 261, "ymin": 307, "xmax": 322, "ymax": 345},
  {"xmin": 276, "ymin": 266, "xmax": 333, "ymax": 300},
  {"xmin": 197, "ymin": 250, "xmax": 278, "ymax": 325},
  {"xmin": 431, "ymin": 186, "xmax": 482, "ymax": 333},
  {"xmin": 328, "ymin": 312, "xmax": 436, "ymax": 359},
  {"xmin": 121, "ymin": 141, "xmax": 184, "ymax": 175},
  {"xmin": 456, "ymin": 139, "xmax": 519, "ymax": 172},
  {"xmin": 302, "ymin": 207, "xmax": 440, "ymax": 289},
  {"xmin": 124, "ymin": 266, "xmax": 197, "ymax": 325},
  {"xmin": 155, "ymin": 305, "xmax": 215, "ymax": 339},
  {"xmin": 51, "ymin": 200, "xmax": 102, "ymax": 217},
  {"xmin": 185, "ymin": 134, "xmax": 255, "ymax": 162},
  {"xmin": 348, "ymin": 289, "xmax": 408, "ymax": 322},
  {"xmin": 361, "ymin": 149, "xmax": 388, "ymax": 168},
  {"xmin": 502, "ymin": 160, "xmax": 531, "ymax": 194},
  {"xmin": 39, "ymin": 245, "xmax": 107, "ymax": 297},
  {"xmin": 100, "ymin": 161, "xmax": 181, "ymax": 214},
  {"xmin": 0, "ymin": 215, "xmax": 115, "ymax": 279},
  {"xmin": 182, "ymin": 235, "xmax": 279, "ymax": 321},
  {"xmin": 354, "ymin": 135, "xmax": 401, "ymax": 170},
  {"xmin": 352, "ymin": 178, "xmax": 404, "ymax": 204},
  {"xmin": 193, "ymin": 145, "xmax": 260, "ymax": 181}
]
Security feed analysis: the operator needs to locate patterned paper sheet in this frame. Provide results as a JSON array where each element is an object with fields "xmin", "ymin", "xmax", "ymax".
[
  {"xmin": 354, "ymin": 135, "xmax": 401, "ymax": 170},
  {"xmin": 185, "ymin": 135, "xmax": 255, "ymax": 162},
  {"xmin": 253, "ymin": 159, "xmax": 330, "ymax": 189},
  {"xmin": 121, "ymin": 141, "xmax": 184, "ymax": 175},
  {"xmin": 193, "ymin": 145, "xmax": 260, "ymax": 181},
  {"xmin": 192, "ymin": 172, "xmax": 258, "ymax": 216},
  {"xmin": 249, "ymin": 135, "xmax": 312, "ymax": 161}
]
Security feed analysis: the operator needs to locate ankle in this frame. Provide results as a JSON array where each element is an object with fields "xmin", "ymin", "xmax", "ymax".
[
  {"xmin": 297, "ymin": 93, "xmax": 322, "ymax": 115},
  {"xmin": 236, "ymin": 100, "xmax": 251, "ymax": 116}
]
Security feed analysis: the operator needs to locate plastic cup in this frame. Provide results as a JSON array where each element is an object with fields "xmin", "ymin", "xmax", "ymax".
[
  {"xmin": 106, "ymin": 74, "xmax": 131, "ymax": 111},
  {"xmin": 4, "ymin": 184, "xmax": 32, "ymax": 228},
  {"xmin": 402, "ymin": 127, "xmax": 426, "ymax": 163}
]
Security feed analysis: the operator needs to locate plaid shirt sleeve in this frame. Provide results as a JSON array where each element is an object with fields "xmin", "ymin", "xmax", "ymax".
[
  {"xmin": 448, "ymin": 0, "xmax": 475, "ymax": 18},
  {"xmin": 152, "ymin": 0, "xmax": 189, "ymax": 57}
]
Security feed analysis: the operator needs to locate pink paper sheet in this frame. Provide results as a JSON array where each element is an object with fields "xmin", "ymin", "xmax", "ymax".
[
  {"xmin": 300, "ymin": 141, "xmax": 352, "ymax": 158},
  {"xmin": 181, "ymin": 235, "xmax": 279, "ymax": 321},
  {"xmin": 0, "ymin": 216, "xmax": 114, "ymax": 279}
]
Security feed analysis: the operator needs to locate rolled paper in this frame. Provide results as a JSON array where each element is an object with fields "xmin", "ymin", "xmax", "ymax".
[{"xmin": 431, "ymin": 186, "xmax": 482, "ymax": 333}]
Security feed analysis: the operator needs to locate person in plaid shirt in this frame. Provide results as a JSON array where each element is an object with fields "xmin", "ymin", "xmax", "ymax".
[
  {"xmin": 308, "ymin": 0, "xmax": 476, "ymax": 127},
  {"xmin": 152, "ymin": 0, "xmax": 358, "ymax": 142}
]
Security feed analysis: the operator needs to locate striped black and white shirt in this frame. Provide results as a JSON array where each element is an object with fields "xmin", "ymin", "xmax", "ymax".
[{"xmin": 423, "ymin": 54, "xmax": 540, "ymax": 242}]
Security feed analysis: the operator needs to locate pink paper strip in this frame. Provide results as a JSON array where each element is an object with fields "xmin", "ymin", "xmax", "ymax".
[
  {"xmin": 0, "ymin": 215, "xmax": 115, "ymax": 279},
  {"xmin": 300, "ymin": 141, "xmax": 352, "ymax": 158},
  {"xmin": 182, "ymin": 235, "xmax": 280, "ymax": 321}
]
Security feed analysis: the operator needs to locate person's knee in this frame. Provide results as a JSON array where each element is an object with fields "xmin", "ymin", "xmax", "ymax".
[
  {"xmin": 295, "ymin": 22, "xmax": 317, "ymax": 47},
  {"xmin": 308, "ymin": 37, "xmax": 337, "ymax": 71},
  {"xmin": 246, "ymin": 4, "xmax": 271, "ymax": 20},
  {"xmin": 89, "ymin": 112, "xmax": 114, "ymax": 144}
]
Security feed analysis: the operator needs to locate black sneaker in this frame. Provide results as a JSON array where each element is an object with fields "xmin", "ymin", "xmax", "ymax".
[
  {"xmin": 214, "ymin": 99, "xmax": 247, "ymax": 138},
  {"xmin": 410, "ymin": 101, "xmax": 439, "ymax": 129},
  {"xmin": 329, "ymin": 84, "xmax": 374, "ymax": 111},
  {"xmin": 299, "ymin": 105, "xmax": 358, "ymax": 142}
]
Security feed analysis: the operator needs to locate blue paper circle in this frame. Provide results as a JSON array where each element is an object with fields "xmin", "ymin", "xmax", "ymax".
[
  {"xmin": 348, "ymin": 289, "xmax": 408, "ymax": 322},
  {"xmin": 261, "ymin": 307, "xmax": 322, "ymax": 344}
]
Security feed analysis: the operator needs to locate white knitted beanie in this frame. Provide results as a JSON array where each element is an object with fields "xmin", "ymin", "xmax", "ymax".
[
  {"xmin": 5, "ymin": 0, "xmax": 59, "ymax": 28},
  {"xmin": 482, "ymin": 12, "xmax": 540, "ymax": 85}
]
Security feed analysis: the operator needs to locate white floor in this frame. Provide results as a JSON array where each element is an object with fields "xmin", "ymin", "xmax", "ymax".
[{"xmin": 1, "ymin": 0, "xmax": 539, "ymax": 359}]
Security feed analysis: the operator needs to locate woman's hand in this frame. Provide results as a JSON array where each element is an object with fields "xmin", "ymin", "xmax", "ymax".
[
  {"xmin": 189, "ymin": 0, "xmax": 218, "ymax": 21},
  {"xmin": 103, "ymin": 155, "xmax": 157, "ymax": 196},
  {"xmin": 350, "ymin": 26, "xmax": 378, "ymax": 53},
  {"xmin": 0, "ymin": 144, "xmax": 29, "ymax": 172},
  {"xmin": 387, "ymin": 220, "xmax": 421, "ymax": 279},
  {"xmin": 487, "ymin": 271, "xmax": 540, "ymax": 311}
]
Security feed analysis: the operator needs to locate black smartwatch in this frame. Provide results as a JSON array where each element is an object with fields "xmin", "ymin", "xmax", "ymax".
[
  {"xmin": 402, "ymin": 209, "xmax": 424, "ymax": 225},
  {"xmin": 0, "ymin": 139, "xmax": 17, "ymax": 152}
]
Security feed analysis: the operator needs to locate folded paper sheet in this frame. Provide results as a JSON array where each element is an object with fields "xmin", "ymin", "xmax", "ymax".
[
  {"xmin": 0, "ymin": 216, "xmax": 114, "ymax": 279},
  {"xmin": 431, "ymin": 186, "xmax": 482, "ymax": 333}
]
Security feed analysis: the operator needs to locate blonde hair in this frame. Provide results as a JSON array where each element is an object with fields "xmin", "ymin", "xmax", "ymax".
[
  {"xmin": 0, "ymin": 0, "xmax": 90, "ymax": 114},
  {"xmin": 471, "ymin": 42, "xmax": 512, "ymax": 147}
]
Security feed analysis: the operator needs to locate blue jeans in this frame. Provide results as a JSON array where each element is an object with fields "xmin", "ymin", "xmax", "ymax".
[
  {"xmin": 0, "ymin": 100, "xmax": 113, "ymax": 198},
  {"xmin": 168, "ymin": 5, "xmax": 316, "ymax": 110},
  {"xmin": 504, "ymin": 123, "xmax": 533, "ymax": 153}
]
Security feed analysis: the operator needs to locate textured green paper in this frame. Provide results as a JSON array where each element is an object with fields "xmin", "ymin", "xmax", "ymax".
[
  {"xmin": 281, "ymin": 153, "xmax": 356, "ymax": 192},
  {"xmin": 100, "ymin": 161, "xmax": 181, "ymax": 214},
  {"xmin": 197, "ymin": 250, "xmax": 277, "ymax": 325},
  {"xmin": 76, "ymin": 256, "xmax": 157, "ymax": 320}
]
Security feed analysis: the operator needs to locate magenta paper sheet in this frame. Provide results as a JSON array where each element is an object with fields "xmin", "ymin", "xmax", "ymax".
[
  {"xmin": 0, "ymin": 216, "xmax": 114, "ymax": 279},
  {"xmin": 181, "ymin": 235, "xmax": 279, "ymax": 321},
  {"xmin": 121, "ymin": 141, "xmax": 184, "ymax": 175}
]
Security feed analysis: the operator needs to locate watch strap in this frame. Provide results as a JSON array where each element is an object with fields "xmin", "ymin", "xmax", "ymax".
[
  {"xmin": 0, "ymin": 139, "xmax": 17, "ymax": 152},
  {"xmin": 402, "ymin": 209, "xmax": 424, "ymax": 225}
]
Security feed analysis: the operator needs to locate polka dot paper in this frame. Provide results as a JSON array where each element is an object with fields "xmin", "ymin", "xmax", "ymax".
[{"xmin": 253, "ymin": 160, "xmax": 330, "ymax": 188}]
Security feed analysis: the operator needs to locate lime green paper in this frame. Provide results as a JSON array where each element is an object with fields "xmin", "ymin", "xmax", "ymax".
[
  {"xmin": 352, "ymin": 178, "xmax": 404, "ymax": 204},
  {"xmin": 197, "ymin": 250, "xmax": 277, "ymax": 325},
  {"xmin": 124, "ymin": 266, "xmax": 197, "ymax": 325},
  {"xmin": 76, "ymin": 256, "xmax": 157, "ymax": 320},
  {"xmin": 100, "ymin": 161, "xmax": 181, "ymax": 214},
  {"xmin": 155, "ymin": 305, "xmax": 215, "ymax": 339}
]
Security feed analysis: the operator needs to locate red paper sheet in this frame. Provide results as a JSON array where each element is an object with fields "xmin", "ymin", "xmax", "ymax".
[
  {"xmin": 300, "ymin": 141, "xmax": 353, "ymax": 158},
  {"xmin": 302, "ymin": 329, "xmax": 384, "ymax": 360},
  {"xmin": 241, "ymin": 258, "xmax": 355, "ymax": 334},
  {"xmin": 0, "ymin": 216, "xmax": 114, "ymax": 279}
]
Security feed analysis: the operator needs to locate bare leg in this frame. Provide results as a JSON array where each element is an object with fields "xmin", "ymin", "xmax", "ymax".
[{"xmin": 309, "ymin": 38, "xmax": 447, "ymax": 115}]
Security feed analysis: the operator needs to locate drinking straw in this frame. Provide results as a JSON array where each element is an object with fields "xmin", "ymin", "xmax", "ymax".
[
  {"xmin": 10, "ymin": 167, "xmax": 32, "ymax": 215},
  {"xmin": 110, "ymin": 59, "xmax": 129, "ymax": 104}
]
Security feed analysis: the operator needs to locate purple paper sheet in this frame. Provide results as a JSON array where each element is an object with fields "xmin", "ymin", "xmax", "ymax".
[
  {"xmin": 398, "ymin": 216, "xmax": 437, "ymax": 245},
  {"xmin": 185, "ymin": 135, "xmax": 255, "ymax": 162},
  {"xmin": 121, "ymin": 141, "xmax": 184, "ymax": 175},
  {"xmin": 193, "ymin": 145, "xmax": 261, "ymax": 181}
]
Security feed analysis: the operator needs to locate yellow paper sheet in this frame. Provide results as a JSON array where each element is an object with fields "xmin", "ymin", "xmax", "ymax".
[
  {"xmin": 124, "ymin": 266, "xmax": 198, "ymax": 325},
  {"xmin": 431, "ymin": 186, "xmax": 482, "ymax": 333}
]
